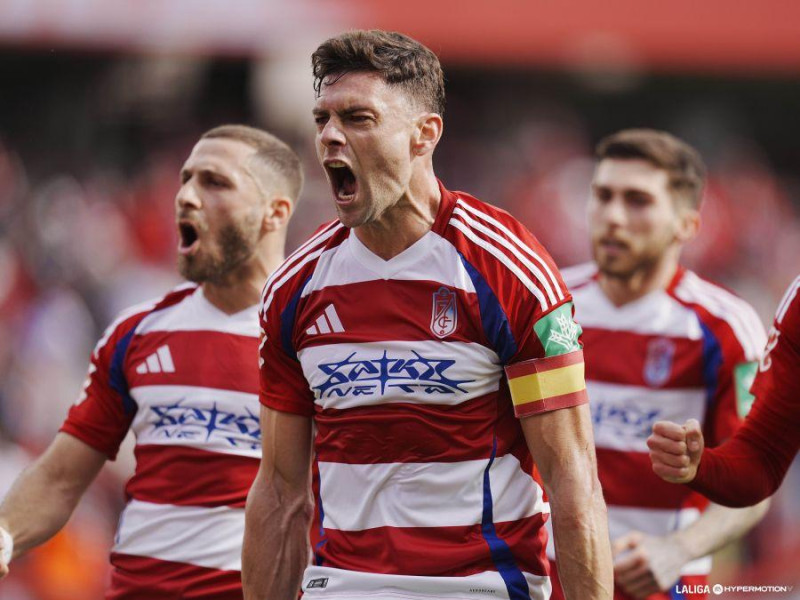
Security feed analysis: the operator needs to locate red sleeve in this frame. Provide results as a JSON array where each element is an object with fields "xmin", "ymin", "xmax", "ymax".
[
  {"xmin": 59, "ymin": 318, "xmax": 138, "ymax": 460},
  {"xmin": 258, "ymin": 298, "xmax": 315, "ymax": 418},
  {"xmin": 691, "ymin": 280, "xmax": 800, "ymax": 506}
]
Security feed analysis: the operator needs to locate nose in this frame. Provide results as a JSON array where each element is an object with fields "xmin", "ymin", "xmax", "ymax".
[
  {"xmin": 319, "ymin": 119, "xmax": 346, "ymax": 148},
  {"xmin": 175, "ymin": 180, "xmax": 201, "ymax": 211},
  {"xmin": 599, "ymin": 196, "xmax": 627, "ymax": 228}
]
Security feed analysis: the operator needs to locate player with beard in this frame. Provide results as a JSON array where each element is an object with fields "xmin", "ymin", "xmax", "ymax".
[
  {"xmin": 548, "ymin": 129, "xmax": 770, "ymax": 600},
  {"xmin": 244, "ymin": 30, "xmax": 612, "ymax": 600},
  {"xmin": 0, "ymin": 125, "xmax": 301, "ymax": 599}
]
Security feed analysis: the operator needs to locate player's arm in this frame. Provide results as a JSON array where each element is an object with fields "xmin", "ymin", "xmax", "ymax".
[
  {"xmin": 0, "ymin": 432, "xmax": 106, "ymax": 578},
  {"xmin": 611, "ymin": 491, "xmax": 769, "ymax": 599},
  {"xmin": 522, "ymin": 404, "xmax": 613, "ymax": 600},
  {"xmin": 242, "ymin": 406, "xmax": 313, "ymax": 600}
]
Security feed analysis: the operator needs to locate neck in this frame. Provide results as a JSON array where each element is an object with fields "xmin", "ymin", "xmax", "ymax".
[
  {"xmin": 201, "ymin": 236, "xmax": 285, "ymax": 314},
  {"xmin": 355, "ymin": 170, "xmax": 441, "ymax": 261},
  {"xmin": 598, "ymin": 254, "xmax": 680, "ymax": 307}
]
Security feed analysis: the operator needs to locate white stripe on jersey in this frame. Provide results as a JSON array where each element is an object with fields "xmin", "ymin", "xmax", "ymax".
[
  {"xmin": 572, "ymin": 284, "xmax": 704, "ymax": 339},
  {"xmin": 297, "ymin": 340, "xmax": 501, "ymax": 411},
  {"xmin": 113, "ymin": 500, "xmax": 244, "ymax": 571},
  {"xmin": 452, "ymin": 207, "xmax": 558, "ymax": 306},
  {"xmin": 263, "ymin": 246, "xmax": 328, "ymax": 314},
  {"xmin": 319, "ymin": 453, "xmax": 548, "ymax": 531},
  {"xmin": 94, "ymin": 295, "xmax": 166, "ymax": 355},
  {"xmin": 130, "ymin": 385, "xmax": 261, "ymax": 458},
  {"xmin": 301, "ymin": 566, "xmax": 551, "ymax": 600},
  {"xmin": 455, "ymin": 199, "xmax": 564, "ymax": 303},
  {"xmin": 674, "ymin": 273, "xmax": 765, "ymax": 360},
  {"xmin": 560, "ymin": 262, "xmax": 598, "ymax": 291},
  {"xmin": 136, "ymin": 288, "xmax": 259, "ymax": 337},
  {"xmin": 301, "ymin": 234, "xmax": 477, "ymax": 298},
  {"xmin": 776, "ymin": 276, "xmax": 800, "ymax": 324},
  {"xmin": 449, "ymin": 217, "xmax": 550, "ymax": 310},
  {"xmin": 588, "ymin": 381, "xmax": 706, "ymax": 453},
  {"xmin": 261, "ymin": 222, "xmax": 344, "ymax": 309}
]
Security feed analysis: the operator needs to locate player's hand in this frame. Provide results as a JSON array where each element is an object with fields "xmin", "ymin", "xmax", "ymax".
[
  {"xmin": 612, "ymin": 531, "xmax": 688, "ymax": 599},
  {"xmin": 647, "ymin": 419, "xmax": 704, "ymax": 484}
]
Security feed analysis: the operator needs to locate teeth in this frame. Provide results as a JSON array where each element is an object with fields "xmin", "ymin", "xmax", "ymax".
[{"xmin": 327, "ymin": 161, "xmax": 348, "ymax": 168}]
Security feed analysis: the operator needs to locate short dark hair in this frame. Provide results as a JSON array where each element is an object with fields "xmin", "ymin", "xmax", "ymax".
[
  {"xmin": 201, "ymin": 124, "xmax": 304, "ymax": 201},
  {"xmin": 312, "ymin": 30, "xmax": 446, "ymax": 116},
  {"xmin": 596, "ymin": 128, "xmax": 706, "ymax": 208}
]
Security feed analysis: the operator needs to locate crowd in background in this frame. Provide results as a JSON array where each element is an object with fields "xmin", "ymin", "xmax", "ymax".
[{"xmin": 1, "ymin": 55, "xmax": 799, "ymax": 598}]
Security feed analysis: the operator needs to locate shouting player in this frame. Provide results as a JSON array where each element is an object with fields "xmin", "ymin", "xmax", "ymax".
[
  {"xmin": 242, "ymin": 30, "xmax": 613, "ymax": 600},
  {"xmin": 552, "ymin": 129, "xmax": 769, "ymax": 600},
  {"xmin": 0, "ymin": 125, "xmax": 302, "ymax": 599},
  {"xmin": 648, "ymin": 274, "xmax": 800, "ymax": 507}
]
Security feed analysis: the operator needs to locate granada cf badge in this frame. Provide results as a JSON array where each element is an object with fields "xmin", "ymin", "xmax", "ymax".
[
  {"xmin": 431, "ymin": 286, "xmax": 458, "ymax": 338},
  {"xmin": 643, "ymin": 337, "xmax": 675, "ymax": 388}
]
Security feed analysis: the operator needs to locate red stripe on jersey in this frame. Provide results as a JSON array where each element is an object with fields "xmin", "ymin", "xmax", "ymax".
[
  {"xmin": 582, "ymin": 328, "xmax": 705, "ymax": 389},
  {"xmin": 126, "ymin": 331, "xmax": 259, "ymax": 394},
  {"xmin": 596, "ymin": 447, "xmax": 695, "ymax": 509},
  {"xmin": 297, "ymin": 280, "xmax": 487, "ymax": 349},
  {"xmin": 317, "ymin": 514, "xmax": 549, "ymax": 578},
  {"xmin": 108, "ymin": 553, "xmax": 243, "ymax": 600},
  {"xmin": 126, "ymin": 445, "xmax": 259, "ymax": 508}
]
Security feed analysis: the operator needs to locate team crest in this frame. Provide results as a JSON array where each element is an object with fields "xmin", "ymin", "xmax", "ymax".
[
  {"xmin": 643, "ymin": 337, "xmax": 675, "ymax": 388},
  {"xmin": 431, "ymin": 286, "xmax": 458, "ymax": 338}
]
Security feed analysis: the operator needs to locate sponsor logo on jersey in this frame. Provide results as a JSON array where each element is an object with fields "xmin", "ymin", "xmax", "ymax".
[
  {"xmin": 306, "ymin": 578, "xmax": 329, "ymax": 589},
  {"xmin": 147, "ymin": 401, "xmax": 261, "ymax": 449},
  {"xmin": 534, "ymin": 302, "xmax": 582, "ymax": 357},
  {"xmin": 734, "ymin": 360, "xmax": 759, "ymax": 418},
  {"xmin": 643, "ymin": 337, "xmax": 675, "ymax": 388},
  {"xmin": 313, "ymin": 350, "xmax": 473, "ymax": 398},
  {"xmin": 591, "ymin": 400, "xmax": 662, "ymax": 439},
  {"xmin": 431, "ymin": 287, "xmax": 458, "ymax": 338}
]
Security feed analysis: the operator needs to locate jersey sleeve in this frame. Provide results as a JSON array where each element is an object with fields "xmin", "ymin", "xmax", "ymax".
[
  {"xmin": 702, "ymin": 302, "xmax": 767, "ymax": 447},
  {"xmin": 258, "ymin": 298, "xmax": 315, "ymax": 418},
  {"xmin": 691, "ymin": 279, "xmax": 800, "ymax": 506},
  {"xmin": 59, "ymin": 318, "xmax": 138, "ymax": 460}
]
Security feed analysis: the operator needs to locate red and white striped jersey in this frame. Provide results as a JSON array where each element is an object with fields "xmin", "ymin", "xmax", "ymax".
[
  {"xmin": 259, "ymin": 183, "xmax": 588, "ymax": 600},
  {"xmin": 552, "ymin": 264, "xmax": 766, "ymax": 583},
  {"xmin": 61, "ymin": 284, "xmax": 261, "ymax": 600}
]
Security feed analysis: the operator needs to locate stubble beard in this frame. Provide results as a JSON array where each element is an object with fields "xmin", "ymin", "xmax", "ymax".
[{"xmin": 178, "ymin": 221, "xmax": 258, "ymax": 285}]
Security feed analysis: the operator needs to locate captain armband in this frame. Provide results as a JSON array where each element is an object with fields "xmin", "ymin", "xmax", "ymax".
[{"xmin": 505, "ymin": 350, "xmax": 588, "ymax": 418}]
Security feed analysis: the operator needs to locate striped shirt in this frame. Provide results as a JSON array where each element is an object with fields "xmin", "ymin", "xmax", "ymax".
[
  {"xmin": 61, "ymin": 285, "xmax": 260, "ymax": 600},
  {"xmin": 259, "ymin": 182, "xmax": 587, "ymax": 600},
  {"xmin": 549, "ymin": 264, "xmax": 766, "ymax": 593}
]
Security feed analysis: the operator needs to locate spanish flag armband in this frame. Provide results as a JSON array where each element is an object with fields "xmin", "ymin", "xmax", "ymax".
[{"xmin": 505, "ymin": 350, "xmax": 588, "ymax": 418}]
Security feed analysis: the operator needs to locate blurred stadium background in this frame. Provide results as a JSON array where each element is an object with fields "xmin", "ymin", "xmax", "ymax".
[{"xmin": 1, "ymin": 1, "xmax": 798, "ymax": 598}]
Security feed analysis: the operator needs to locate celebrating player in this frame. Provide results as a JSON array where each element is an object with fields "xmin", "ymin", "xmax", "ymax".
[
  {"xmin": 550, "ymin": 129, "xmax": 769, "ymax": 600},
  {"xmin": 242, "ymin": 30, "xmax": 612, "ymax": 600},
  {"xmin": 648, "ymin": 274, "xmax": 800, "ymax": 506},
  {"xmin": 0, "ymin": 125, "xmax": 301, "ymax": 599}
]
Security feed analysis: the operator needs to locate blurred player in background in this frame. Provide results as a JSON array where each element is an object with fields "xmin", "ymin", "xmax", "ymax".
[
  {"xmin": 0, "ymin": 125, "xmax": 301, "ymax": 599},
  {"xmin": 648, "ymin": 274, "xmax": 800, "ymax": 506},
  {"xmin": 243, "ymin": 30, "xmax": 612, "ymax": 600},
  {"xmin": 551, "ymin": 129, "xmax": 769, "ymax": 600}
]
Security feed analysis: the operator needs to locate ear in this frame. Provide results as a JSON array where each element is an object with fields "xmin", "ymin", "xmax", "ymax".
[
  {"xmin": 262, "ymin": 196, "xmax": 293, "ymax": 233},
  {"xmin": 675, "ymin": 206, "xmax": 700, "ymax": 243},
  {"xmin": 411, "ymin": 113, "xmax": 443, "ymax": 157}
]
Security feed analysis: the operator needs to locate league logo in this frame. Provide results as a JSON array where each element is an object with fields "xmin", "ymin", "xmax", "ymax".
[
  {"xmin": 643, "ymin": 337, "xmax": 675, "ymax": 388},
  {"xmin": 431, "ymin": 287, "xmax": 457, "ymax": 338}
]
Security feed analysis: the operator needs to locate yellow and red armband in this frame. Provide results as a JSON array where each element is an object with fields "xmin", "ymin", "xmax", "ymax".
[{"xmin": 504, "ymin": 350, "xmax": 588, "ymax": 418}]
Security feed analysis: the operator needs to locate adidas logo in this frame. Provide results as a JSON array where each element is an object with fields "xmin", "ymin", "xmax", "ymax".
[
  {"xmin": 306, "ymin": 304, "xmax": 345, "ymax": 336},
  {"xmin": 136, "ymin": 345, "xmax": 175, "ymax": 374}
]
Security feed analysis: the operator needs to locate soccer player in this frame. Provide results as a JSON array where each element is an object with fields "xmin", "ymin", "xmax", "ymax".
[
  {"xmin": 550, "ymin": 129, "xmax": 770, "ymax": 600},
  {"xmin": 648, "ymin": 274, "xmax": 800, "ymax": 507},
  {"xmin": 242, "ymin": 30, "xmax": 612, "ymax": 600},
  {"xmin": 0, "ymin": 125, "xmax": 302, "ymax": 599}
]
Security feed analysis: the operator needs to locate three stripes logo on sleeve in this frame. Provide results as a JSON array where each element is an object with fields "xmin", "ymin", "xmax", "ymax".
[
  {"xmin": 306, "ymin": 305, "xmax": 345, "ymax": 336},
  {"xmin": 136, "ymin": 345, "xmax": 175, "ymax": 374}
]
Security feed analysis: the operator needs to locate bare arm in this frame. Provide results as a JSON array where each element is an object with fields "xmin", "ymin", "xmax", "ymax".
[
  {"xmin": 612, "ymin": 498, "xmax": 770, "ymax": 599},
  {"xmin": 242, "ymin": 407, "xmax": 313, "ymax": 600},
  {"xmin": 0, "ymin": 433, "xmax": 107, "ymax": 578},
  {"xmin": 522, "ymin": 404, "xmax": 612, "ymax": 600}
]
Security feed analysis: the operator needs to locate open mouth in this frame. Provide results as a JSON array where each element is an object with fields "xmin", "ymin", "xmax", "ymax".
[
  {"xmin": 325, "ymin": 161, "xmax": 357, "ymax": 203},
  {"xmin": 177, "ymin": 221, "xmax": 200, "ymax": 255}
]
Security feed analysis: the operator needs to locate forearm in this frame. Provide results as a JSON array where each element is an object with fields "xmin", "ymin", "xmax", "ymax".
[
  {"xmin": 242, "ymin": 469, "xmax": 313, "ymax": 600},
  {"xmin": 667, "ymin": 499, "xmax": 770, "ymax": 561},
  {"xmin": 550, "ymin": 475, "xmax": 613, "ymax": 600}
]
